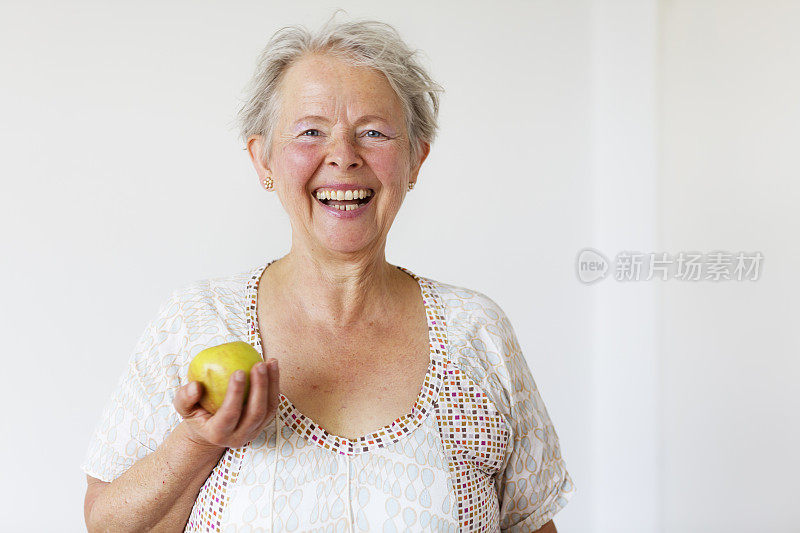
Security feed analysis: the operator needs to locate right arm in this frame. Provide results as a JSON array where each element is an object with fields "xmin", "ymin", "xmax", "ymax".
[
  {"xmin": 84, "ymin": 422, "xmax": 224, "ymax": 532},
  {"xmin": 84, "ymin": 360, "xmax": 280, "ymax": 532}
]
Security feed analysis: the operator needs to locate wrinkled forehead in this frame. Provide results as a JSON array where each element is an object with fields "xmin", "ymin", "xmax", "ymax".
[{"xmin": 276, "ymin": 54, "xmax": 405, "ymax": 126}]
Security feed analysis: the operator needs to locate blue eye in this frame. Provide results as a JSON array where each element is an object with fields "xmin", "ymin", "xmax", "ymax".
[
  {"xmin": 365, "ymin": 130, "xmax": 386, "ymax": 138},
  {"xmin": 300, "ymin": 129, "xmax": 321, "ymax": 136}
]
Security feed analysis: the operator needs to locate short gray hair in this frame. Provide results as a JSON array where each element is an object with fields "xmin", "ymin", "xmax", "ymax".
[{"xmin": 234, "ymin": 13, "xmax": 444, "ymax": 169}]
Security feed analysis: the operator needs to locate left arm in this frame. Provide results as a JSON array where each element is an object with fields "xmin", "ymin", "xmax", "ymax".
[{"xmin": 533, "ymin": 520, "xmax": 557, "ymax": 533}]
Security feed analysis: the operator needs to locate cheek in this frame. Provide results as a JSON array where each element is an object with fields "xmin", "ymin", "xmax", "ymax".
[
  {"xmin": 368, "ymin": 145, "xmax": 409, "ymax": 183},
  {"xmin": 279, "ymin": 143, "xmax": 322, "ymax": 182}
]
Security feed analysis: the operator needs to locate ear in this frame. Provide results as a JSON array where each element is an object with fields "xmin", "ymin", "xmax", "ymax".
[
  {"xmin": 410, "ymin": 141, "xmax": 431, "ymax": 183},
  {"xmin": 246, "ymin": 134, "xmax": 273, "ymax": 180}
]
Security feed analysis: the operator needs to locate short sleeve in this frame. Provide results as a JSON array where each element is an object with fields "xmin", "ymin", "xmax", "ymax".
[
  {"xmin": 81, "ymin": 290, "xmax": 185, "ymax": 482},
  {"xmin": 487, "ymin": 302, "xmax": 576, "ymax": 531}
]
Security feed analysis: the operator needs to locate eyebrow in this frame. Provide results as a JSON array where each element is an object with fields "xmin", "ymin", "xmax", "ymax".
[{"xmin": 292, "ymin": 114, "xmax": 393, "ymax": 127}]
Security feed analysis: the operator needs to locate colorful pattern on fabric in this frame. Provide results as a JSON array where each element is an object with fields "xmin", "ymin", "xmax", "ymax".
[
  {"xmin": 186, "ymin": 446, "xmax": 247, "ymax": 532},
  {"xmin": 436, "ymin": 364, "xmax": 508, "ymax": 530},
  {"xmin": 81, "ymin": 259, "xmax": 575, "ymax": 532}
]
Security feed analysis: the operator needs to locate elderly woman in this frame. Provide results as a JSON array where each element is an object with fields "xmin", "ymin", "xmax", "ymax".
[{"xmin": 81, "ymin": 16, "xmax": 574, "ymax": 533}]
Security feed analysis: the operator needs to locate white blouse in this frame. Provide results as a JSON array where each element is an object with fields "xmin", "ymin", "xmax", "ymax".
[{"xmin": 82, "ymin": 259, "xmax": 575, "ymax": 532}]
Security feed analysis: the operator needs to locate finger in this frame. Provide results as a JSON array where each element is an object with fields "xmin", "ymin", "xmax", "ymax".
[
  {"xmin": 267, "ymin": 359, "xmax": 280, "ymax": 417},
  {"xmin": 237, "ymin": 362, "xmax": 269, "ymax": 434},
  {"xmin": 211, "ymin": 370, "xmax": 247, "ymax": 434},
  {"xmin": 173, "ymin": 381, "xmax": 203, "ymax": 418}
]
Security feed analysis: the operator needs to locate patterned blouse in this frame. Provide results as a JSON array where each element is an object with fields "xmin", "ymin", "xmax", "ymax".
[{"xmin": 81, "ymin": 259, "xmax": 575, "ymax": 532}]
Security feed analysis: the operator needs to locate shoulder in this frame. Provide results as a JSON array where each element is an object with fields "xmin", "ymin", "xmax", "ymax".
[
  {"xmin": 420, "ymin": 272, "xmax": 532, "ymax": 394},
  {"xmin": 124, "ymin": 264, "xmax": 262, "ymax": 385},
  {"xmin": 420, "ymin": 274, "xmax": 541, "ymax": 428},
  {"xmin": 164, "ymin": 265, "xmax": 260, "ymax": 324},
  {"xmin": 421, "ymin": 275, "xmax": 517, "ymax": 348},
  {"xmin": 418, "ymin": 273, "xmax": 523, "ymax": 378},
  {"xmin": 170, "ymin": 266, "xmax": 257, "ymax": 305},
  {"xmin": 134, "ymin": 264, "xmax": 261, "ymax": 363}
]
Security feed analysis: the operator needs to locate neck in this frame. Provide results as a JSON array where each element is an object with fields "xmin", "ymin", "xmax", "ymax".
[{"xmin": 265, "ymin": 243, "xmax": 404, "ymax": 328}]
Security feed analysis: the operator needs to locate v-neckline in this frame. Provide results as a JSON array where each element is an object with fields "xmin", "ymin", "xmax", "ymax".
[{"xmin": 244, "ymin": 258, "xmax": 448, "ymax": 455}]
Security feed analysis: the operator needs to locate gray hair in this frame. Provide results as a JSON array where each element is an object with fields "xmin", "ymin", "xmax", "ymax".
[{"xmin": 234, "ymin": 13, "xmax": 444, "ymax": 169}]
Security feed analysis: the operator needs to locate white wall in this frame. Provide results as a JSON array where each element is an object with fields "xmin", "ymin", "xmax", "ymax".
[
  {"xmin": 591, "ymin": 1, "xmax": 659, "ymax": 531},
  {"xmin": 0, "ymin": 1, "xmax": 592, "ymax": 531},
  {"xmin": 658, "ymin": 1, "xmax": 800, "ymax": 531}
]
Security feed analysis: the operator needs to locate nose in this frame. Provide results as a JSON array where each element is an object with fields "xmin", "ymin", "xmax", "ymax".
[{"xmin": 325, "ymin": 131, "xmax": 362, "ymax": 171}]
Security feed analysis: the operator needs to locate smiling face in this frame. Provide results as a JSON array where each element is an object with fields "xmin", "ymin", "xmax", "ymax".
[{"xmin": 247, "ymin": 52, "xmax": 430, "ymax": 257}]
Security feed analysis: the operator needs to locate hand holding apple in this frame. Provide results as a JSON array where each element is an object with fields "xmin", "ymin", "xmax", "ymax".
[{"xmin": 173, "ymin": 341, "xmax": 280, "ymax": 450}]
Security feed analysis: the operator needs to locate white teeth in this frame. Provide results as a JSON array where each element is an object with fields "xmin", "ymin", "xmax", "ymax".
[
  {"xmin": 313, "ymin": 188, "xmax": 374, "ymax": 211},
  {"xmin": 314, "ymin": 188, "xmax": 373, "ymax": 200}
]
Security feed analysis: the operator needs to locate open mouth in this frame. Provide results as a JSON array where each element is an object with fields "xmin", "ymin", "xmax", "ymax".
[{"xmin": 313, "ymin": 187, "xmax": 374, "ymax": 212}]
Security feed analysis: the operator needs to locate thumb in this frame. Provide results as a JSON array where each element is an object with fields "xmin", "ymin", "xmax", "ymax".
[{"xmin": 174, "ymin": 381, "xmax": 203, "ymax": 418}]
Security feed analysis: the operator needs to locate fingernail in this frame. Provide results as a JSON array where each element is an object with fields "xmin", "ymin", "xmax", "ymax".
[
  {"xmin": 257, "ymin": 362, "xmax": 267, "ymax": 374},
  {"xmin": 234, "ymin": 370, "xmax": 245, "ymax": 381},
  {"xmin": 190, "ymin": 382, "xmax": 199, "ymax": 395},
  {"xmin": 270, "ymin": 360, "xmax": 278, "ymax": 371}
]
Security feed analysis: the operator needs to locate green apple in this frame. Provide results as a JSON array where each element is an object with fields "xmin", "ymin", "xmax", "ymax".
[{"xmin": 187, "ymin": 341, "xmax": 263, "ymax": 414}]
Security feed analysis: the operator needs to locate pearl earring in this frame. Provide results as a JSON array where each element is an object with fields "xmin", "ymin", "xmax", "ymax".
[
  {"xmin": 408, "ymin": 181, "xmax": 416, "ymax": 191},
  {"xmin": 262, "ymin": 176, "xmax": 274, "ymax": 191}
]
